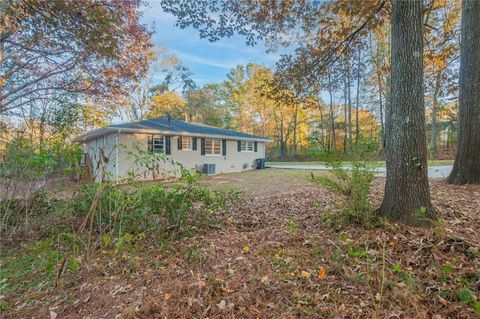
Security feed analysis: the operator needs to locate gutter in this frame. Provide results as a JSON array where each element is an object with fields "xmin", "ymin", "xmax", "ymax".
[{"xmin": 73, "ymin": 127, "xmax": 273, "ymax": 143}]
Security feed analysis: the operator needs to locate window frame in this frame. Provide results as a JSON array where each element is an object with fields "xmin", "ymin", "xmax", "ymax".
[
  {"xmin": 152, "ymin": 135, "xmax": 165, "ymax": 154},
  {"xmin": 181, "ymin": 136, "xmax": 193, "ymax": 151},
  {"xmin": 240, "ymin": 141, "xmax": 254, "ymax": 152},
  {"xmin": 205, "ymin": 138, "xmax": 222, "ymax": 156}
]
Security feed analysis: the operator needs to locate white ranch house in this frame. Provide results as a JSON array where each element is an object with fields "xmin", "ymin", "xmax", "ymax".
[{"xmin": 74, "ymin": 118, "xmax": 271, "ymax": 181}]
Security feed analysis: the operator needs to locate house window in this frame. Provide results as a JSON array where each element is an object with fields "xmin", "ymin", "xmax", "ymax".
[
  {"xmin": 182, "ymin": 137, "xmax": 192, "ymax": 150},
  {"xmin": 240, "ymin": 141, "xmax": 254, "ymax": 152},
  {"xmin": 205, "ymin": 138, "xmax": 222, "ymax": 156},
  {"xmin": 152, "ymin": 136, "xmax": 164, "ymax": 154}
]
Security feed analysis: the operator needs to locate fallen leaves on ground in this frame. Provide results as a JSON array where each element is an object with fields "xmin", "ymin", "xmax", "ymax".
[
  {"xmin": 318, "ymin": 266, "xmax": 327, "ymax": 279},
  {"xmin": 3, "ymin": 170, "xmax": 480, "ymax": 318}
]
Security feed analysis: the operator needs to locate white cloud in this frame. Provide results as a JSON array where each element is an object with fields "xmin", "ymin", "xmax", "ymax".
[
  {"xmin": 172, "ymin": 50, "xmax": 246, "ymax": 69},
  {"xmin": 140, "ymin": 0, "xmax": 287, "ymax": 84}
]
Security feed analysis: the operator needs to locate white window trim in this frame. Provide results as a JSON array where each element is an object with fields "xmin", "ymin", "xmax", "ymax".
[
  {"xmin": 205, "ymin": 138, "xmax": 222, "ymax": 156},
  {"xmin": 152, "ymin": 135, "xmax": 165, "ymax": 154},
  {"xmin": 181, "ymin": 136, "xmax": 193, "ymax": 151},
  {"xmin": 240, "ymin": 141, "xmax": 254, "ymax": 152}
]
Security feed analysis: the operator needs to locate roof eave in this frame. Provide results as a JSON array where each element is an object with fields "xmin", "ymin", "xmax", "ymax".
[
  {"xmin": 73, "ymin": 127, "xmax": 272, "ymax": 143},
  {"xmin": 72, "ymin": 127, "xmax": 114, "ymax": 142}
]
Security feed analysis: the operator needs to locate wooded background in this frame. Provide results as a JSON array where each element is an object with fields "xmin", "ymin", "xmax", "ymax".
[{"xmin": 1, "ymin": 0, "xmax": 464, "ymax": 161}]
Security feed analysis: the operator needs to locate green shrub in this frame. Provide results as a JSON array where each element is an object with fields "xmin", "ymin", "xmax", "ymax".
[
  {"xmin": 2, "ymin": 170, "xmax": 239, "ymax": 244},
  {"xmin": 0, "ymin": 138, "xmax": 82, "ymax": 238},
  {"xmin": 1, "ymin": 170, "xmax": 239, "ymax": 298},
  {"xmin": 315, "ymin": 158, "xmax": 375, "ymax": 225},
  {"xmin": 0, "ymin": 138, "xmax": 82, "ymax": 181},
  {"xmin": 0, "ymin": 198, "xmax": 25, "ymax": 227}
]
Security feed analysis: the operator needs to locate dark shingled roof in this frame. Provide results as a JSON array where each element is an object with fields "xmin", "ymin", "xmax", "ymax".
[{"xmin": 110, "ymin": 118, "xmax": 269, "ymax": 140}]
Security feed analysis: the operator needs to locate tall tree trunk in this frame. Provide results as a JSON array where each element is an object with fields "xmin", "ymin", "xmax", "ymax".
[
  {"xmin": 318, "ymin": 102, "xmax": 325, "ymax": 149},
  {"xmin": 343, "ymin": 73, "xmax": 348, "ymax": 153},
  {"xmin": 328, "ymin": 71, "xmax": 336, "ymax": 151},
  {"xmin": 369, "ymin": 32, "xmax": 385, "ymax": 151},
  {"xmin": 448, "ymin": 0, "xmax": 480, "ymax": 184},
  {"xmin": 292, "ymin": 103, "xmax": 298, "ymax": 157},
  {"xmin": 380, "ymin": 0, "xmax": 434, "ymax": 222},
  {"xmin": 355, "ymin": 46, "xmax": 361, "ymax": 144},
  {"xmin": 280, "ymin": 114, "xmax": 285, "ymax": 160},
  {"xmin": 429, "ymin": 71, "xmax": 442, "ymax": 157},
  {"xmin": 347, "ymin": 61, "xmax": 353, "ymax": 152},
  {"xmin": 378, "ymin": 77, "xmax": 385, "ymax": 149},
  {"xmin": 0, "ymin": 2, "xmax": 5, "ymax": 111},
  {"xmin": 383, "ymin": 74, "xmax": 392, "ymax": 156},
  {"xmin": 384, "ymin": 31, "xmax": 392, "ymax": 155},
  {"xmin": 39, "ymin": 107, "xmax": 47, "ymax": 149},
  {"xmin": 383, "ymin": 33, "xmax": 392, "ymax": 155}
]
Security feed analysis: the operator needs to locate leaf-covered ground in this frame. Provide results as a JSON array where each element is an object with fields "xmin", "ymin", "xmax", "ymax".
[{"xmin": 3, "ymin": 169, "xmax": 480, "ymax": 318}]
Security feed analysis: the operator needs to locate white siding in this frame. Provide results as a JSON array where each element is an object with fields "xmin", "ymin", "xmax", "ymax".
[
  {"xmin": 83, "ymin": 133, "xmax": 117, "ymax": 182},
  {"xmin": 111, "ymin": 133, "xmax": 266, "ymax": 181}
]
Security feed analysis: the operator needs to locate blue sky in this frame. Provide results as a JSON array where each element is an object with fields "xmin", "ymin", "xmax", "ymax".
[{"xmin": 141, "ymin": 1, "xmax": 283, "ymax": 86}]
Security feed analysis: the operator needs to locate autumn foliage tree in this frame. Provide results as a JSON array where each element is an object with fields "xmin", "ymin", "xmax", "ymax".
[
  {"xmin": 221, "ymin": 64, "xmax": 317, "ymax": 159},
  {"xmin": 146, "ymin": 91, "xmax": 187, "ymax": 120},
  {"xmin": 123, "ymin": 46, "xmax": 194, "ymax": 121},
  {"xmin": 0, "ymin": 0, "xmax": 151, "ymax": 116}
]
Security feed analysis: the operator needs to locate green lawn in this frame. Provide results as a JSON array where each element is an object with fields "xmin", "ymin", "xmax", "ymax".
[{"xmin": 268, "ymin": 160, "xmax": 454, "ymax": 167}]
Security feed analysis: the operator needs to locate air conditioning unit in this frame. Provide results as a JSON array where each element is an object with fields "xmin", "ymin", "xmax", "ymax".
[{"xmin": 203, "ymin": 164, "xmax": 216, "ymax": 175}]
